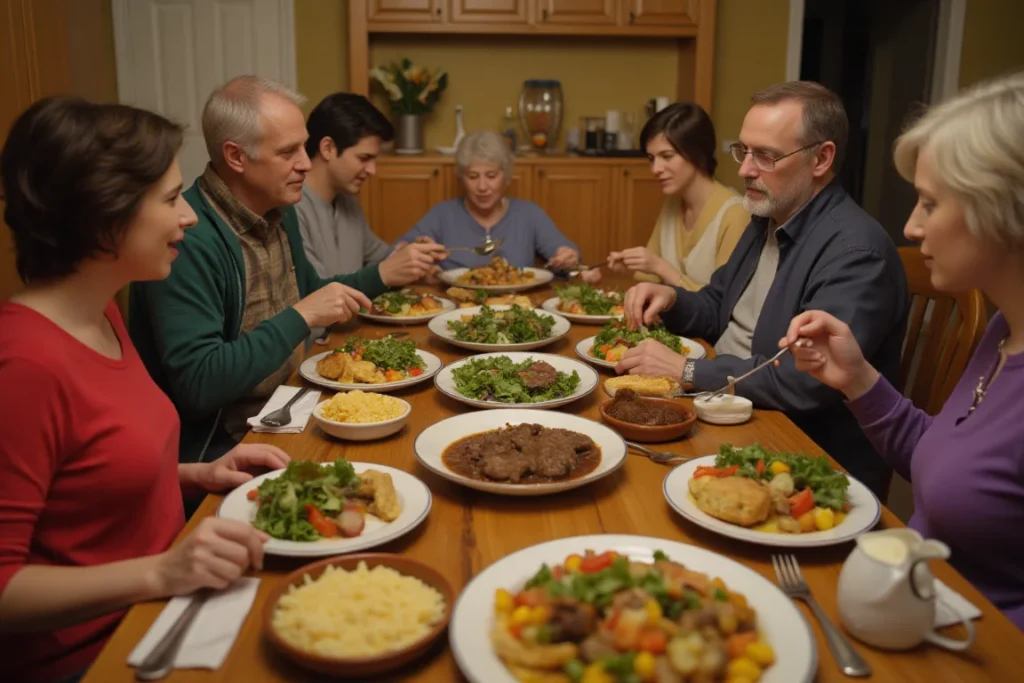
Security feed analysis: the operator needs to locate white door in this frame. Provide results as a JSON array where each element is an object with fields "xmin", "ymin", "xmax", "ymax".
[{"xmin": 112, "ymin": 0, "xmax": 296, "ymax": 186}]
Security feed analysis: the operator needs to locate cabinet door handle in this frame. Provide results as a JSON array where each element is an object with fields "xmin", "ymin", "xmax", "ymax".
[
  {"xmin": 541, "ymin": 8, "xmax": 548, "ymax": 22},
  {"xmin": 624, "ymin": 169, "xmax": 630, "ymax": 177},
  {"xmin": 432, "ymin": 168, "xmax": 439, "ymax": 177},
  {"xmin": 629, "ymin": 11, "xmax": 636, "ymax": 24},
  {"xmin": 538, "ymin": 169, "xmax": 546, "ymax": 178}
]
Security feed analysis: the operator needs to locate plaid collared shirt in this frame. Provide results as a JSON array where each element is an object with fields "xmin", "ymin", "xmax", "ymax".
[{"xmin": 197, "ymin": 165, "xmax": 302, "ymax": 439}]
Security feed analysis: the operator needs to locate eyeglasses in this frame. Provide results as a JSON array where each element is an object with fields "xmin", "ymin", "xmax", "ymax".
[{"xmin": 729, "ymin": 141, "xmax": 825, "ymax": 171}]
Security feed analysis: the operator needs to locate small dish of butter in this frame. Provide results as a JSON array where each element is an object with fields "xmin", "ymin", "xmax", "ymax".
[{"xmin": 693, "ymin": 393, "xmax": 753, "ymax": 425}]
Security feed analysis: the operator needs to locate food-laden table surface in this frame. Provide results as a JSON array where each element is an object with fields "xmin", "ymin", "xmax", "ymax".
[{"xmin": 84, "ymin": 276, "xmax": 1021, "ymax": 682}]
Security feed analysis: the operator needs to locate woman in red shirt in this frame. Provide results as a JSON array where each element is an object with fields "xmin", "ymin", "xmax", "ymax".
[{"xmin": 0, "ymin": 98, "xmax": 290, "ymax": 683}]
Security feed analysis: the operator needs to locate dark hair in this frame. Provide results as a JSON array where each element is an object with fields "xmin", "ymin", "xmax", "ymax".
[
  {"xmin": 305, "ymin": 93, "xmax": 394, "ymax": 159},
  {"xmin": 1, "ymin": 97, "xmax": 184, "ymax": 283},
  {"xmin": 639, "ymin": 103, "xmax": 718, "ymax": 177},
  {"xmin": 750, "ymin": 80, "xmax": 849, "ymax": 173}
]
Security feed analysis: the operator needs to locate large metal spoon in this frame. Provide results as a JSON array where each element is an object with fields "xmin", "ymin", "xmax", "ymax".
[{"xmin": 445, "ymin": 235, "xmax": 503, "ymax": 256}]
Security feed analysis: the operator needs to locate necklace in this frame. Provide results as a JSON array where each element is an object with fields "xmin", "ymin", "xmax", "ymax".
[{"xmin": 957, "ymin": 337, "xmax": 1007, "ymax": 425}]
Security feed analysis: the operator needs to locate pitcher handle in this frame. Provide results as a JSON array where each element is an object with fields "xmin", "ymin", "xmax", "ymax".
[{"xmin": 923, "ymin": 597, "xmax": 976, "ymax": 652}]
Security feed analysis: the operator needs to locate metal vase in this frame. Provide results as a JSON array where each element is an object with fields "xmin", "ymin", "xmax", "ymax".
[{"xmin": 395, "ymin": 114, "xmax": 424, "ymax": 153}]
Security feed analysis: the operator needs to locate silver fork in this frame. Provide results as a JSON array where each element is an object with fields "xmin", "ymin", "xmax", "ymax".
[
  {"xmin": 698, "ymin": 341, "xmax": 806, "ymax": 401},
  {"xmin": 772, "ymin": 553, "xmax": 872, "ymax": 677},
  {"xmin": 625, "ymin": 442, "xmax": 699, "ymax": 466}
]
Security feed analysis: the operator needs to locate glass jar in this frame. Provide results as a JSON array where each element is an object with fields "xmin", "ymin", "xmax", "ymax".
[{"xmin": 518, "ymin": 79, "xmax": 563, "ymax": 152}]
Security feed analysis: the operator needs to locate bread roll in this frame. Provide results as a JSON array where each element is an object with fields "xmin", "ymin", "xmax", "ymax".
[{"xmin": 604, "ymin": 375, "xmax": 681, "ymax": 398}]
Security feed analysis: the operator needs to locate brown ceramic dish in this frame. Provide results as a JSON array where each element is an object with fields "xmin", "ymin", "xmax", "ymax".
[
  {"xmin": 598, "ymin": 397, "xmax": 697, "ymax": 443},
  {"xmin": 262, "ymin": 553, "xmax": 453, "ymax": 677}
]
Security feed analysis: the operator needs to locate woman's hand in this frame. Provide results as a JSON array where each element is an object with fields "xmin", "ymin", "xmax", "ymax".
[
  {"xmin": 615, "ymin": 338, "xmax": 688, "ymax": 380},
  {"xmin": 152, "ymin": 518, "xmax": 268, "ymax": 595},
  {"xmin": 782, "ymin": 311, "xmax": 880, "ymax": 400},
  {"xmin": 547, "ymin": 247, "xmax": 579, "ymax": 270},
  {"xmin": 580, "ymin": 268, "xmax": 602, "ymax": 285},
  {"xmin": 198, "ymin": 444, "xmax": 290, "ymax": 493},
  {"xmin": 624, "ymin": 283, "xmax": 678, "ymax": 329}
]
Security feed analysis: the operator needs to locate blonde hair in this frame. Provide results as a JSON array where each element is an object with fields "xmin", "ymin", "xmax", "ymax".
[
  {"xmin": 202, "ymin": 75, "xmax": 306, "ymax": 164},
  {"xmin": 455, "ymin": 131, "xmax": 514, "ymax": 183},
  {"xmin": 893, "ymin": 70, "xmax": 1024, "ymax": 248}
]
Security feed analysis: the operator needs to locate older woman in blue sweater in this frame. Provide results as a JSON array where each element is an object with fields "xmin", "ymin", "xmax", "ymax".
[{"xmin": 396, "ymin": 131, "xmax": 579, "ymax": 270}]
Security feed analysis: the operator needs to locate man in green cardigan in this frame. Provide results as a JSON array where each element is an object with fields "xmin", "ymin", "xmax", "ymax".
[{"xmin": 130, "ymin": 76, "xmax": 443, "ymax": 465}]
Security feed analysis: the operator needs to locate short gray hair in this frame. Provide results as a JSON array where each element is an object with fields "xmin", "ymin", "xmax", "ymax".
[
  {"xmin": 455, "ymin": 131, "xmax": 514, "ymax": 182},
  {"xmin": 894, "ymin": 70, "xmax": 1024, "ymax": 248},
  {"xmin": 202, "ymin": 75, "xmax": 306, "ymax": 164},
  {"xmin": 751, "ymin": 80, "xmax": 849, "ymax": 173}
]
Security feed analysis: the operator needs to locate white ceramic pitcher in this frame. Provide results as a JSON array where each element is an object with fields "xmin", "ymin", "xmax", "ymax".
[{"xmin": 837, "ymin": 528, "xmax": 975, "ymax": 651}]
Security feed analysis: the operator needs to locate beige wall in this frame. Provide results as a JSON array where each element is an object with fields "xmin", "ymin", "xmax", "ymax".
[
  {"xmin": 292, "ymin": 0, "xmax": 791, "ymax": 191},
  {"xmin": 959, "ymin": 0, "xmax": 1024, "ymax": 87}
]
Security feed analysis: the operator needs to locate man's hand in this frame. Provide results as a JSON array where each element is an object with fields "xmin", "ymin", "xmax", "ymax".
[
  {"xmin": 293, "ymin": 282, "xmax": 372, "ymax": 329},
  {"xmin": 615, "ymin": 338, "xmax": 688, "ymax": 380},
  {"xmin": 624, "ymin": 283, "xmax": 678, "ymax": 329},
  {"xmin": 379, "ymin": 241, "xmax": 448, "ymax": 287}
]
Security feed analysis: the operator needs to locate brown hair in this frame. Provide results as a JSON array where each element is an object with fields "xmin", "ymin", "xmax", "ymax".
[
  {"xmin": 639, "ymin": 102, "xmax": 718, "ymax": 176},
  {"xmin": 751, "ymin": 81, "xmax": 849, "ymax": 172},
  {"xmin": 1, "ymin": 97, "xmax": 184, "ymax": 282}
]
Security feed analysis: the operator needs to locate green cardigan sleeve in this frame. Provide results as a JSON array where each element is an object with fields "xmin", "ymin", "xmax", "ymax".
[{"xmin": 134, "ymin": 229, "xmax": 311, "ymax": 419}]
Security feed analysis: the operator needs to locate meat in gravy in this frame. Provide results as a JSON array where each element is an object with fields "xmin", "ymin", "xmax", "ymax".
[{"xmin": 443, "ymin": 423, "xmax": 601, "ymax": 484}]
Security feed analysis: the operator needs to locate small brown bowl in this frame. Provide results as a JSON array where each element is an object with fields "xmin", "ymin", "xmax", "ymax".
[
  {"xmin": 598, "ymin": 397, "xmax": 697, "ymax": 443},
  {"xmin": 262, "ymin": 553, "xmax": 453, "ymax": 678}
]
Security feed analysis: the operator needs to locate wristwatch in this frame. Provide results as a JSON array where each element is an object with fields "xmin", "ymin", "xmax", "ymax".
[{"xmin": 681, "ymin": 359, "xmax": 697, "ymax": 389}]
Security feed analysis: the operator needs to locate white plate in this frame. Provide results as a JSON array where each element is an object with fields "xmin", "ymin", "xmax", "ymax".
[
  {"xmin": 414, "ymin": 409, "xmax": 626, "ymax": 496},
  {"xmin": 439, "ymin": 266, "xmax": 554, "ymax": 293},
  {"xmin": 299, "ymin": 349, "xmax": 443, "ymax": 392},
  {"xmin": 428, "ymin": 305, "xmax": 570, "ymax": 352},
  {"xmin": 217, "ymin": 463, "xmax": 432, "ymax": 557},
  {"xmin": 540, "ymin": 295, "xmax": 624, "ymax": 324},
  {"xmin": 449, "ymin": 534, "xmax": 816, "ymax": 683},
  {"xmin": 358, "ymin": 297, "xmax": 457, "ymax": 324},
  {"xmin": 575, "ymin": 333, "xmax": 707, "ymax": 368},
  {"xmin": 435, "ymin": 352, "xmax": 598, "ymax": 410},
  {"xmin": 663, "ymin": 455, "xmax": 882, "ymax": 547}
]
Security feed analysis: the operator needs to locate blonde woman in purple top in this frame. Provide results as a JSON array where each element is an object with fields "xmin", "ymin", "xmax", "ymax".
[{"xmin": 782, "ymin": 71, "xmax": 1024, "ymax": 630}]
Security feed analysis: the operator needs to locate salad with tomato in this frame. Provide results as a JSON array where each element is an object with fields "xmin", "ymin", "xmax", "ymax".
[
  {"xmin": 491, "ymin": 549, "xmax": 775, "ymax": 682},
  {"xmin": 247, "ymin": 459, "xmax": 373, "ymax": 541},
  {"xmin": 693, "ymin": 444, "xmax": 852, "ymax": 534}
]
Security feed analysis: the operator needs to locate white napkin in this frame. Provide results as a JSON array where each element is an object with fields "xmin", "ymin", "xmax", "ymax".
[
  {"xmin": 934, "ymin": 578, "xmax": 983, "ymax": 628},
  {"xmin": 247, "ymin": 385, "xmax": 321, "ymax": 434},
  {"xmin": 127, "ymin": 578, "xmax": 260, "ymax": 670}
]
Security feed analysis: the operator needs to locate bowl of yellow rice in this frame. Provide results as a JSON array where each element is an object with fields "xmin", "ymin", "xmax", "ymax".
[
  {"xmin": 263, "ymin": 553, "xmax": 452, "ymax": 677},
  {"xmin": 313, "ymin": 390, "xmax": 411, "ymax": 441}
]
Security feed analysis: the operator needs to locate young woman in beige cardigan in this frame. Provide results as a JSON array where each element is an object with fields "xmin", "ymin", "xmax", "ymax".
[{"xmin": 584, "ymin": 103, "xmax": 749, "ymax": 290}]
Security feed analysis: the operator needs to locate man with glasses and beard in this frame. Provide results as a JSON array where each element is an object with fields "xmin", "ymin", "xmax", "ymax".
[{"xmin": 618, "ymin": 81, "xmax": 909, "ymax": 497}]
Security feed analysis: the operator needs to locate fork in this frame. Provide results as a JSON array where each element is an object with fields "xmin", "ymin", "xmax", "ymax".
[
  {"xmin": 625, "ymin": 442, "xmax": 699, "ymax": 466},
  {"xmin": 698, "ymin": 341, "xmax": 805, "ymax": 402},
  {"xmin": 772, "ymin": 553, "xmax": 872, "ymax": 677}
]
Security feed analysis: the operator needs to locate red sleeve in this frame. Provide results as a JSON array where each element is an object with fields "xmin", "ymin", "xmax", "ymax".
[{"xmin": 0, "ymin": 359, "xmax": 67, "ymax": 595}]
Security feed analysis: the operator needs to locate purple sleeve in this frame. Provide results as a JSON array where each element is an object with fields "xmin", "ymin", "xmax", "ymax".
[{"xmin": 845, "ymin": 375, "xmax": 933, "ymax": 481}]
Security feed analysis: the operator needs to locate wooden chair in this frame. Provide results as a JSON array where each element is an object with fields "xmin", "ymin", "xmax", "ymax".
[{"xmin": 898, "ymin": 246, "xmax": 987, "ymax": 415}]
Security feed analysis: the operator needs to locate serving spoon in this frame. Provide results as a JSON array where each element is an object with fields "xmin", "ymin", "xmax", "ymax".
[{"xmin": 445, "ymin": 234, "xmax": 503, "ymax": 256}]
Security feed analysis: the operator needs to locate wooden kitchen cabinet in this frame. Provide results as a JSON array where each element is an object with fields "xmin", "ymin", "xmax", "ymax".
[
  {"xmin": 361, "ymin": 162, "xmax": 447, "ymax": 243},
  {"xmin": 367, "ymin": 0, "xmax": 443, "ymax": 23},
  {"xmin": 531, "ymin": 164, "xmax": 613, "ymax": 264},
  {"xmin": 538, "ymin": 0, "xmax": 617, "ymax": 26},
  {"xmin": 615, "ymin": 162, "xmax": 664, "ymax": 248},
  {"xmin": 623, "ymin": 0, "xmax": 696, "ymax": 27},
  {"xmin": 449, "ymin": 0, "xmax": 529, "ymax": 24}
]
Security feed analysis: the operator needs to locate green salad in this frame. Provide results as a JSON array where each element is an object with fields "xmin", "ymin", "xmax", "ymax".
[
  {"xmin": 591, "ymin": 319, "xmax": 684, "ymax": 359},
  {"xmin": 714, "ymin": 443, "xmax": 851, "ymax": 510},
  {"xmin": 555, "ymin": 284, "xmax": 624, "ymax": 316},
  {"xmin": 340, "ymin": 335, "xmax": 424, "ymax": 372},
  {"xmin": 452, "ymin": 356, "xmax": 581, "ymax": 403},
  {"xmin": 447, "ymin": 304, "xmax": 555, "ymax": 344},
  {"xmin": 250, "ymin": 459, "xmax": 360, "ymax": 541}
]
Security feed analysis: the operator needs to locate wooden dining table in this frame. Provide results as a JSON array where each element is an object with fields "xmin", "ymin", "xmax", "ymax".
[{"xmin": 83, "ymin": 276, "xmax": 1021, "ymax": 683}]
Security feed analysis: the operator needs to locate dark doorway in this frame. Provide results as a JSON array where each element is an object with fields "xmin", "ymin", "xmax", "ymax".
[{"xmin": 801, "ymin": 0, "xmax": 941, "ymax": 244}]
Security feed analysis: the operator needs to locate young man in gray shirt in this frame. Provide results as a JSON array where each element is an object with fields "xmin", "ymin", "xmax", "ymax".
[{"xmin": 297, "ymin": 93, "xmax": 444, "ymax": 280}]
